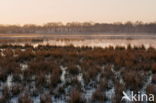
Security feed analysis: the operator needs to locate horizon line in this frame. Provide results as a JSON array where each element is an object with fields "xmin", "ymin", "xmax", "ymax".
[{"xmin": 0, "ymin": 21, "xmax": 156, "ymax": 26}]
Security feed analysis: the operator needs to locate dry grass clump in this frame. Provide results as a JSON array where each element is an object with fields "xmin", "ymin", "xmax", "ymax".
[
  {"xmin": 92, "ymin": 88, "xmax": 106, "ymax": 102},
  {"xmin": 151, "ymin": 63, "xmax": 156, "ymax": 73},
  {"xmin": 11, "ymin": 84, "xmax": 23, "ymax": 96},
  {"xmin": 57, "ymin": 86, "xmax": 65, "ymax": 95},
  {"xmin": 28, "ymin": 60, "xmax": 58, "ymax": 74},
  {"xmin": 114, "ymin": 54, "xmax": 124, "ymax": 67},
  {"xmin": 50, "ymin": 68, "xmax": 62, "ymax": 87},
  {"xmin": 0, "ymin": 70, "xmax": 7, "ymax": 82},
  {"xmin": 0, "ymin": 96, "xmax": 7, "ymax": 103},
  {"xmin": 4, "ymin": 62, "xmax": 21, "ymax": 75},
  {"xmin": 35, "ymin": 73, "xmax": 46, "ymax": 88},
  {"xmin": 146, "ymin": 84, "xmax": 156, "ymax": 95},
  {"xmin": 65, "ymin": 77, "xmax": 82, "ymax": 90},
  {"xmin": 12, "ymin": 73, "xmax": 22, "ymax": 82},
  {"xmin": 99, "ymin": 79, "xmax": 109, "ymax": 91},
  {"xmin": 101, "ymin": 65, "xmax": 114, "ymax": 80},
  {"xmin": 18, "ymin": 93, "xmax": 33, "ymax": 103},
  {"xmin": 69, "ymin": 89, "xmax": 85, "ymax": 103},
  {"xmin": 146, "ymin": 84, "xmax": 156, "ymax": 101},
  {"xmin": 2, "ymin": 86, "xmax": 10, "ymax": 99},
  {"xmin": 40, "ymin": 93, "xmax": 52, "ymax": 103},
  {"xmin": 2, "ymin": 48, "xmax": 14, "ymax": 57},
  {"xmin": 67, "ymin": 64, "xmax": 79, "ymax": 75},
  {"xmin": 113, "ymin": 82, "xmax": 125, "ymax": 103},
  {"xmin": 16, "ymin": 48, "xmax": 35, "ymax": 62},
  {"xmin": 152, "ymin": 74, "xmax": 156, "ymax": 84},
  {"xmin": 83, "ymin": 65, "xmax": 101, "ymax": 85},
  {"xmin": 122, "ymin": 70, "xmax": 145, "ymax": 91},
  {"xmin": 0, "ymin": 86, "xmax": 11, "ymax": 103},
  {"xmin": 0, "ymin": 57, "xmax": 21, "ymax": 82}
]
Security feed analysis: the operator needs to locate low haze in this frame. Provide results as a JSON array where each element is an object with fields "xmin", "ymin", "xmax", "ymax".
[{"xmin": 0, "ymin": 0, "xmax": 156, "ymax": 24}]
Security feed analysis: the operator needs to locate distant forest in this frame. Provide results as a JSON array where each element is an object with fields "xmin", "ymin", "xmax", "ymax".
[{"xmin": 0, "ymin": 21, "xmax": 156, "ymax": 34}]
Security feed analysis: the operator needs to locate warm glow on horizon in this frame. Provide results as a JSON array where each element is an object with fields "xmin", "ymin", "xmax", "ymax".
[{"xmin": 0, "ymin": 0, "xmax": 156, "ymax": 25}]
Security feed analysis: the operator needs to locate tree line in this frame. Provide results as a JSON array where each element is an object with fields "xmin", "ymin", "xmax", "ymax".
[{"xmin": 0, "ymin": 21, "xmax": 156, "ymax": 34}]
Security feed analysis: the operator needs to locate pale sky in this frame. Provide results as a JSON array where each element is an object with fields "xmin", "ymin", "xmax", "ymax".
[{"xmin": 0, "ymin": 0, "xmax": 156, "ymax": 25}]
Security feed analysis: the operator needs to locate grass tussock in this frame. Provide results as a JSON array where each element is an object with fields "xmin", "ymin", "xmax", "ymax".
[{"xmin": 69, "ymin": 89, "xmax": 85, "ymax": 103}]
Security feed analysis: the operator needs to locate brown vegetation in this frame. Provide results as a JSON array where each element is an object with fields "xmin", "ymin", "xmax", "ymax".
[
  {"xmin": 0, "ymin": 44, "xmax": 155, "ymax": 102},
  {"xmin": 69, "ymin": 89, "xmax": 85, "ymax": 103},
  {"xmin": 92, "ymin": 88, "xmax": 106, "ymax": 102},
  {"xmin": 122, "ymin": 70, "xmax": 145, "ymax": 91},
  {"xmin": 18, "ymin": 94, "xmax": 33, "ymax": 103},
  {"xmin": 40, "ymin": 93, "xmax": 52, "ymax": 103}
]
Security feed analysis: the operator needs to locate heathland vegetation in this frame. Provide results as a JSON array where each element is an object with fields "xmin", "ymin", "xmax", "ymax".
[
  {"xmin": 0, "ymin": 44, "xmax": 155, "ymax": 103},
  {"xmin": 0, "ymin": 21, "xmax": 156, "ymax": 34}
]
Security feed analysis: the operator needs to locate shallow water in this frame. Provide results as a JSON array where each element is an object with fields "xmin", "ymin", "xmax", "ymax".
[
  {"xmin": 42, "ymin": 39, "xmax": 156, "ymax": 48},
  {"xmin": 1, "ymin": 33, "xmax": 156, "ymax": 48}
]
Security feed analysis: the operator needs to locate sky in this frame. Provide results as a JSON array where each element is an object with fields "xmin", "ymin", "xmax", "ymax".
[{"xmin": 0, "ymin": 0, "xmax": 156, "ymax": 25}]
